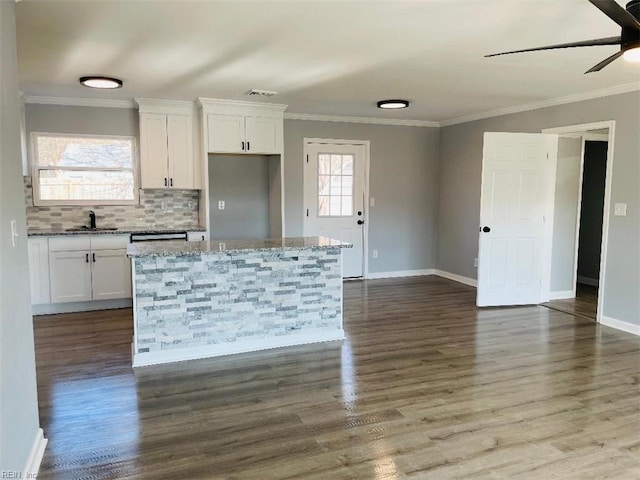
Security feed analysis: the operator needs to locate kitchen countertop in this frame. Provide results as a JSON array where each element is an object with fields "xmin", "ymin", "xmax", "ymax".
[
  {"xmin": 127, "ymin": 236, "xmax": 352, "ymax": 257},
  {"xmin": 27, "ymin": 226, "xmax": 206, "ymax": 237}
]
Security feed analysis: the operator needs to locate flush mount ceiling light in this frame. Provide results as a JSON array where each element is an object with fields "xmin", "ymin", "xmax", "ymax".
[
  {"xmin": 79, "ymin": 76, "xmax": 123, "ymax": 89},
  {"xmin": 377, "ymin": 99, "xmax": 409, "ymax": 109},
  {"xmin": 623, "ymin": 45, "xmax": 640, "ymax": 62}
]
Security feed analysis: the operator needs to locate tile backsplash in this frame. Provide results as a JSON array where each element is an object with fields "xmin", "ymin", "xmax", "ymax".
[{"xmin": 24, "ymin": 177, "xmax": 200, "ymax": 230}]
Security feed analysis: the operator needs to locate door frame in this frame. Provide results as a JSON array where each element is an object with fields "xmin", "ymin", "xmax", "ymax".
[
  {"xmin": 542, "ymin": 121, "xmax": 616, "ymax": 325},
  {"xmin": 303, "ymin": 138, "xmax": 371, "ymax": 278}
]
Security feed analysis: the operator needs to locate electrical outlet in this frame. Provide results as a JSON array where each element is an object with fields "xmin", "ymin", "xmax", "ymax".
[
  {"xmin": 372, "ymin": 249, "xmax": 378, "ymax": 259},
  {"xmin": 614, "ymin": 203, "xmax": 627, "ymax": 216},
  {"xmin": 218, "ymin": 200, "xmax": 225, "ymax": 210},
  {"xmin": 474, "ymin": 258, "xmax": 478, "ymax": 267},
  {"xmin": 370, "ymin": 197, "xmax": 375, "ymax": 207}
]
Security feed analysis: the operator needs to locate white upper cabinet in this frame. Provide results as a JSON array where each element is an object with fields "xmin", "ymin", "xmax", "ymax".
[
  {"xmin": 199, "ymin": 99, "xmax": 287, "ymax": 155},
  {"xmin": 137, "ymin": 99, "xmax": 198, "ymax": 189}
]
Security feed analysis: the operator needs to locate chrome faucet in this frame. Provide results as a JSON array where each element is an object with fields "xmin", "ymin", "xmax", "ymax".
[{"xmin": 89, "ymin": 210, "xmax": 96, "ymax": 229}]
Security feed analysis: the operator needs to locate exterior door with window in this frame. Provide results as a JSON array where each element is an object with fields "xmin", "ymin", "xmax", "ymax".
[{"xmin": 304, "ymin": 142, "xmax": 365, "ymax": 278}]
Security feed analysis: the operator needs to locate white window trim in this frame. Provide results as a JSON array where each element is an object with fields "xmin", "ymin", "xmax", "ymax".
[{"xmin": 30, "ymin": 132, "xmax": 140, "ymax": 207}]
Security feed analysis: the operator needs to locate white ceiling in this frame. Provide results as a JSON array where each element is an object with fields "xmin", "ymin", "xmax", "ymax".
[{"xmin": 15, "ymin": 0, "xmax": 640, "ymax": 123}]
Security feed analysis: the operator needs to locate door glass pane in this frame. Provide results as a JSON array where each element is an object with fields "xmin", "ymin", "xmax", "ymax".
[{"xmin": 317, "ymin": 152, "xmax": 354, "ymax": 217}]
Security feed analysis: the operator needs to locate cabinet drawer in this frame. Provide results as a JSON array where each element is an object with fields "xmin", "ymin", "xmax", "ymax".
[
  {"xmin": 91, "ymin": 235, "xmax": 130, "ymax": 250},
  {"xmin": 49, "ymin": 236, "xmax": 91, "ymax": 252}
]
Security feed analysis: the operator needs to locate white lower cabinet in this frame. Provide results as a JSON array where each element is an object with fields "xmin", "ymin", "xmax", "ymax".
[
  {"xmin": 28, "ymin": 238, "xmax": 51, "ymax": 304},
  {"xmin": 91, "ymin": 249, "xmax": 132, "ymax": 300},
  {"xmin": 49, "ymin": 250, "xmax": 93, "ymax": 303},
  {"xmin": 32, "ymin": 234, "xmax": 132, "ymax": 305}
]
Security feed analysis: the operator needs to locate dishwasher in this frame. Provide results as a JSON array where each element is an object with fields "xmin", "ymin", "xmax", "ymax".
[{"xmin": 129, "ymin": 231, "xmax": 188, "ymax": 243}]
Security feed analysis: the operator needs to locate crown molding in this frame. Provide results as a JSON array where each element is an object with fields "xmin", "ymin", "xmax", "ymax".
[
  {"xmin": 135, "ymin": 97, "xmax": 195, "ymax": 115},
  {"xmin": 22, "ymin": 95, "xmax": 135, "ymax": 109},
  {"xmin": 440, "ymin": 82, "xmax": 640, "ymax": 127},
  {"xmin": 284, "ymin": 112, "xmax": 440, "ymax": 128}
]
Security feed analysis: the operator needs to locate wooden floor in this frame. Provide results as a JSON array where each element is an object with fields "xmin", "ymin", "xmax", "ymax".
[
  {"xmin": 542, "ymin": 283, "xmax": 599, "ymax": 321},
  {"xmin": 33, "ymin": 276, "xmax": 640, "ymax": 479}
]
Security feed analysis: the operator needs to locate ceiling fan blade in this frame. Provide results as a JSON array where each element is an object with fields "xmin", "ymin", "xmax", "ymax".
[
  {"xmin": 588, "ymin": 0, "xmax": 640, "ymax": 30},
  {"xmin": 585, "ymin": 50, "xmax": 624, "ymax": 73},
  {"xmin": 485, "ymin": 36, "xmax": 621, "ymax": 57}
]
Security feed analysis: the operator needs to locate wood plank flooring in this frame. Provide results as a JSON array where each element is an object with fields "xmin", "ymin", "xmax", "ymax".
[
  {"xmin": 542, "ymin": 283, "xmax": 599, "ymax": 320},
  {"xmin": 33, "ymin": 276, "xmax": 640, "ymax": 479}
]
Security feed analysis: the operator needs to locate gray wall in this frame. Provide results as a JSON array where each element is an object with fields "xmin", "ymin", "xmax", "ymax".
[
  {"xmin": 0, "ymin": 0, "xmax": 42, "ymax": 472},
  {"xmin": 284, "ymin": 120, "xmax": 440, "ymax": 273},
  {"xmin": 208, "ymin": 154, "xmax": 270, "ymax": 239},
  {"xmin": 550, "ymin": 137, "xmax": 582, "ymax": 293},
  {"xmin": 437, "ymin": 91, "xmax": 640, "ymax": 325},
  {"xmin": 577, "ymin": 141, "xmax": 608, "ymax": 283}
]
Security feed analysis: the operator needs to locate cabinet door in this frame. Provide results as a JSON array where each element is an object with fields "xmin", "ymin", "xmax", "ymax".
[
  {"xmin": 49, "ymin": 251, "xmax": 92, "ymax": 303},
  {"xmin": 28, "ymin": 238, "xmax": 50, "ymax": 305},
  {"xmin": 245, "ymin": 116, "xmax": 280, "ymax": 154},
  {"xmin": 167, "ymin": 114, "xmax": 194, "ymax": 189},
  {"xmin": 207, "ymin": 114, "xmax": 245, "ymax": 153},
  {"xmin": 91, "ymin": 249, "xmax": 132, "ymax": 300},
  {"xmin": 139, "ymin": 113, "xmax": 169, "ymax": 188}
]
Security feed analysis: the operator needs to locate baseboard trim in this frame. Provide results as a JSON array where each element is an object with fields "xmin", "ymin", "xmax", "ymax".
[
  {"xmin": 549, "ymin": 290, "xmax": 575, "ymax": 300},
  {"xmin": 366, "ymin": 269, "xmax": 435, "ymax": 279},
  {"xmin": 33, "ymin": 298, "xmax": 132, "ymax": 315},
  {"xmin": 433, "ymin": 270, "xmax": 478, "ymax": 287},
  {"xmin": 133, "ymin": 329, "xmax": 345, "ymax": 367},
  {"xmin": 600, "ymin": 316, "xmax": 640, "ymax": 336},
  {"xmin": 577, "ymin": 276, "xmax": 599, "ymax": 287},
  {"xmin": 23, "ymin": 428, "xmax": 47, "ymax": 478}
]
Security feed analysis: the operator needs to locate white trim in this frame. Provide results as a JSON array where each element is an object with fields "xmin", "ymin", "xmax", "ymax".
[
  {"xmin": 577, "ymin": 276, "xmax": 599, "ymax": 287},
  {"xmin": 366, "ymin": 269, "xmax": 435, "ymax": 280},
  {"xmin": 541, "ymin": 135, "xmax": 560, "ymax": 303},
  {"xmin": 303, "ymin": 138, "xmax": 370, "ymax": 278},
  {"xmin": 600, "ymin": 316, "xmax": 640, "ymax": 336},
  {"xmin": 433, "ymin": 270, "xmax": 478, "ymax": 287},
  {"xmin": 582, "ymin": 133, "xmax": 609, "ymax": 142},
  {"xmin": 133, "ymin": 329, "xmax": 345, "ymax": 367},
  {"xmin": 549, "ymin": 290, "xmax": 575, "ymax": 300},
  {"xmin": 134, "ymin": 98, "xmax": 195, "ymax": 115},
  {"xmin": 542, "ymin": 120, "xmax": 615, "ymax": 326},
  {"xmin": 285, "ymin": 112, "xmax": 439, "ymax": 128},
  {"xmin": 23, "ymin": 428, "xmax": 47, "ymax": 479},
  {"xmin": 23, "ymin": 95, "xmax": 135, "ymax": 109},
  {"xmin": 33, "ymin": 298, "xmax": 132, "ymax": 315},
  {"xmin": 440, "ymin": 82, "xmax": 640, "ymax": 127}
]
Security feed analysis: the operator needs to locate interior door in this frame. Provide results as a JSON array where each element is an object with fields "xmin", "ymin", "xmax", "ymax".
[
  {"xmin": 305, "ymin": 142, "xmax": 365, "ymax": 278},
  {"xmin": 477, "ymin": 132, "xmax": 556, "ymax": 307}
]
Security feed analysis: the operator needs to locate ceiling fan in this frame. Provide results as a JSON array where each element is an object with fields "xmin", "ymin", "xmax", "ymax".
[{"xmin": 486, "ymin": 0, "xmax": 640, "ymax": 73}]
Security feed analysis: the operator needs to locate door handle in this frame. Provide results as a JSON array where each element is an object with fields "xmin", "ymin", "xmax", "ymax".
[
  {"xmin": 241, "ymin": 141, "xmax": 245, "ymax": 151},
  {"xmin": 247, "ymin": 141, "xmax": 250, "ymax": 151},
  {"xmin": 170, "ymin": 178, "xmax": 173, "ymax": 187},
  {"xmin": 85, "ymin": 253, "xmax": 89, "ymax": 263},
  {"xmin": 481, "ymin": 226, "xmax": 491, "ymax": 233},
  {"xmin": 92, "ymin": 253, "xmax": 96, "ymax": 262},
  {"xmin": 164, "ymin": 177, "xmax": 168, "ymax": 187},
  {"xmin": 357, "ymin": 220, "xmax": 364, "ymax": 225}
]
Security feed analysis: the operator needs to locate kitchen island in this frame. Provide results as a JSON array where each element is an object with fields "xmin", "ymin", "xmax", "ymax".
[{"xmin": 127, "ymin": 237, "xmax": 352, "ymax": 367}]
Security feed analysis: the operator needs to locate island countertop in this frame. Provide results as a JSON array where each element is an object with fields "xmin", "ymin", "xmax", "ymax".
[{"xmin": 127, "ymin": 236, "xmax": 353, "ymax": 258}]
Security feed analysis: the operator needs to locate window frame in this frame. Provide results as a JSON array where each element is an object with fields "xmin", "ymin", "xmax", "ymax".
[{"xmin": 30, "ymin": 132, "xmax": 139, "ymax": 207}]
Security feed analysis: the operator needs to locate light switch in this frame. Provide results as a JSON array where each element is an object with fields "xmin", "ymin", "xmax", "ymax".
[
  {"xmin": 614, "ymin": 203, "xmax": 627, "ymax": 216},
  {"xmin": 10, "ymin": 220, "xmax": 18, "ymax": 247},
  {"xmin": 218, "ymin": 201, "xmax": 225, "ymax": 210}
]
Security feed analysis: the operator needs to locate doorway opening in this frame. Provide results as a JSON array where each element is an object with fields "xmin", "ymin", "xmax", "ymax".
[{"xmin": 542, "ymin": 122, "xmax": 615, "ymax": 324}]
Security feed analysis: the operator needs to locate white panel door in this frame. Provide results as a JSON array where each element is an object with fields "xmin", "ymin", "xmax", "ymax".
[
  {"xmin": 305, "ymin": 143, "xmax": 365, "ymax": 278},
  {"xmin": 477, "ymin": 132, "xmax": 556, "ymax": 306},
  {"xmin": 167, "ymin": 114, "xmax": 194, "ymax": 189},
  {"xmin": 91, "ymin": 249, "xmax": 132, "ymax": 300},
  {"xmin": 207, "ymin": 114, "xmax": 245, "ymax": 153},
  {"xmin": 245, "ymin": 116, "xmax": 279, "ymax": 154},
  {"xmin": 49, "ymin": 251, "xmax": 92, "ymax": 303},
  {"xmin": 139, "ymin": 113, "xmax": 169, "ymax": 189}
]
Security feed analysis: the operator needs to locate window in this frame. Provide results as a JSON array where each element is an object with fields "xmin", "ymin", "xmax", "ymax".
[
  {"xmin": 318, "ymin": 153, "xmax": 354, "ymax": 216},
  {"xmin": 31, "ymin": 133, "xmax": 137, "ymax": 206}
]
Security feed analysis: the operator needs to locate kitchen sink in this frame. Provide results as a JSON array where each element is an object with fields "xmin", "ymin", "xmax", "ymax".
[{"xmin": 65, "ymin": 227, "xmax": 118, "ymax": 232}]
